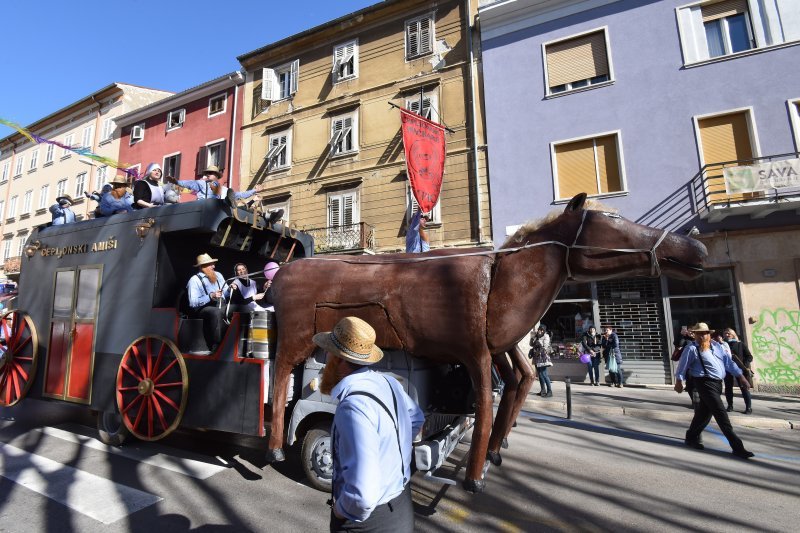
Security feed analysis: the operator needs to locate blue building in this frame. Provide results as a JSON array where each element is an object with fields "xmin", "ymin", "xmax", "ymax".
[{"xmin": 479, "ymin": 0, "xmax": 800, "ymax": 389}]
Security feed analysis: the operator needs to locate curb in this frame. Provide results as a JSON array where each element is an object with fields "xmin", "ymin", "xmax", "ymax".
[{"xmin": 520, "ymin": 399, "xmax": 797, "ymax": 430}]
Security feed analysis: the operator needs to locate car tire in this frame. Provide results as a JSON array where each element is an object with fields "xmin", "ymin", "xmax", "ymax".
[
  {"xmin": 97, "ymin": 409, "xmax": 130, "ymax": 446},
  {"xmin": 301, "ymin": 421, "xmax": 333, "ymax": 492}
]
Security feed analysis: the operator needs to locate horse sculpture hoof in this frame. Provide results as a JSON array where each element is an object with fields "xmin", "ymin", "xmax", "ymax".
[
  {"xmin": 265, "ymin": 448, "xmax": 286, "ymax": 463},
  {"xmin": 463, "ymin": 479, "xmax": 486, "ymax": 493},
  {"xmin": 501, "ymin": 437, "xmax": 509, "ymax": 449},
  {"xmin": 487, "ymin": 450, "xmax": 502, "ymax": 466}
]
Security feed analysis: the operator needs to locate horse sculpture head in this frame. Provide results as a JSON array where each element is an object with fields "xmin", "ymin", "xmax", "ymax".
[{"xmin": 506, "ymin": 193, "xmax": 707, "ymax": 282}]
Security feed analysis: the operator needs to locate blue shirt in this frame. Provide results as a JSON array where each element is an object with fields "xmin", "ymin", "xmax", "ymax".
[
  {"xmin": 174, "ymin": 179, "xmax": 257, "ymax": 201},
  {"xmin": 330, "ymin": 367, "xmax": 424, "ymax": 522},
  {"xmin": 405, "ymin": 211, "xmax": 430, "ymax": 253},
  {"xmin": 675, "ymin": 340, "xmax": 743, "ymax": 381},
  {"xmin": 99, "ymin": 191, "xmax": 133, "ymax": 216},
  {"xmin": 187, "ymin": 272, "xmax": 230, "ymax": 308},
  {"xmin": 50, "ymin": 204, "xmax": 76, "ymax": 225}
]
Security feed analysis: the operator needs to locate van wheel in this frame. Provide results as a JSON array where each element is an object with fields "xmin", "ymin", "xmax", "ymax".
[
  {"xmin": 98, "ymin": 409, "xmax": 129, "ymax": 446},
  {"xmin": 301, "ymin": 422, "xmax": 333, "ymax": 492}
]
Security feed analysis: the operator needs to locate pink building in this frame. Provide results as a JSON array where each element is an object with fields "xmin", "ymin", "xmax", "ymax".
[{"xmin": 116, "ymin": 72, "xmax": 244, "ymax": 192}]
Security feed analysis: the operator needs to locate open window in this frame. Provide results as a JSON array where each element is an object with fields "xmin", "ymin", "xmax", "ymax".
[
  {"xmin": 333, "ymin": 40, "xmax": 358, "ymax": 82},
  {"xmin": 167, "ymin": 109, "xmax": 186, "ymax": 131},
  {"xmin": 261, "ymin": 60, "xmax": 299, "ymax": 102},
  {"xmin": 329, "ymin": 112, "xmax": 357, "ymax": 157},
  {"xmin": 543, "ymin": 28, "xmax": 612, "ymax": 96},
  {"xmin": 265, "ymin": 130, "xmax": 291, "ymax": 171}
]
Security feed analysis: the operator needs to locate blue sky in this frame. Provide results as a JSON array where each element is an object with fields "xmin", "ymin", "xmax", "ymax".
[{"xmin": 0, "ymin": 0, "xmax": 378, "ymax": 137}]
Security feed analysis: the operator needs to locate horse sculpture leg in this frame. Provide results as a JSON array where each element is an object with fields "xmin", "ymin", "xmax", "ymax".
[
  {"xmin": 504, "ymin": 345, "xmax": 535, "ymax": 437},
  {"xmin": 266, "ymin": 355, "xmax": 292, "ymax": 463},
  {"xmin": 486, "ymin": 352, "xmax": 518, "ymax": 466},
  {"xmin": 463, "ymin": 355, "xmax": 493, "ymax": 493}
]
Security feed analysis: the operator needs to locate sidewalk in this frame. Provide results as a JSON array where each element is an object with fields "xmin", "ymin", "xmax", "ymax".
[{"xmin": 515, "ymin": 381, "xmax": 800, "ymax": 430}]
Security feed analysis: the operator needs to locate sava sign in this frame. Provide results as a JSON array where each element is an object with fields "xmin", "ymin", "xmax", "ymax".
[{"xmin": 724, "ymin": 158, "xmax": 800, "ymax": 194}]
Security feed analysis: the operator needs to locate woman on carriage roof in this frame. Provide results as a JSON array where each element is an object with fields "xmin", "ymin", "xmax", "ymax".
[{"xmin": 133, "ymin": 163, "xmax": 166, "ymax": 209}]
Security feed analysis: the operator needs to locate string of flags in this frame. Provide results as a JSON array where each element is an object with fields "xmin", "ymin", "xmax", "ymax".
[{"xmin": 0, "ymin": 118, "xmax": 139, "ymax": 178}]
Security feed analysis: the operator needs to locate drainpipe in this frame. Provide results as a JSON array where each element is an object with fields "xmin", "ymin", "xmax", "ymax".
[
  {"xmin": 228, "ymin": 71, "xmax": 243, "ymax": 188},
  {"xmin": 465, "ymin": 0, "xmax": 484, "ymax": 244}
]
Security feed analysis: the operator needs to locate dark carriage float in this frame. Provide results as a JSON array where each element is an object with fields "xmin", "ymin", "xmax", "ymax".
[{"xmin": 0, "ymin": 198, "xmax": 475, "ymax": 490}]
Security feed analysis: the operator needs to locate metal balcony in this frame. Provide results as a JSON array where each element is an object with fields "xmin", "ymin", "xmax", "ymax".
[
  {"xmin": 690, "ymin": 152, "xmax": 800, "ymax": 223},
  {"xmin": 305, "ymin": 222, "xmax": 375, "ymax": 255}
]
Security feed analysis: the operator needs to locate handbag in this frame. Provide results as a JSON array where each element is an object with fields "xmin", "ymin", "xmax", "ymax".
[
  {"xmin": 671, "ymin": 346, "xmax": 683, "ymax": 361},
  {"xmin": 607, "ymin": 356, "xmax": 618, "ymax": 373}
]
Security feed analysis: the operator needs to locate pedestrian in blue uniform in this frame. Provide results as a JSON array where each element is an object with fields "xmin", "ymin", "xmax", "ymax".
[
  {"xmin": 317, "ymin": 316, "xmax": 424, "ymax": 533},
  {"xmin": 50, "ymin": 194, "xmax": 76, "ymax": 225},
  {"xmin": 674, "ymin": 322, "xmax": 754, "ymax": 459}
]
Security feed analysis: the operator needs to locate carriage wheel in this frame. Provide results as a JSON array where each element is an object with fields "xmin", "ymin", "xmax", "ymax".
[
  {"xmin": 0, "ymin": 311, "xmax": 39, "ymax": 407},
  {"xmin": 116, "ymin": 335, "xmax": 188, "ymax": 441}
]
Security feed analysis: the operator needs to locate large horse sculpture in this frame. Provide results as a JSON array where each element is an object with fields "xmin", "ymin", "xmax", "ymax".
[{"xmin": 266, "ymin": 193, "xmax": 706, "ymax": 492}]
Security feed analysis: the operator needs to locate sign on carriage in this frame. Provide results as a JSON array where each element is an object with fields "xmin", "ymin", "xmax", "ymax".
[
  {"xmin": 401, "ymin": 108, "xmax": 446, "ymax": 213},
  {"xmin": 724, "ymin": 158, "xmax": 800, "ymax": 195}
]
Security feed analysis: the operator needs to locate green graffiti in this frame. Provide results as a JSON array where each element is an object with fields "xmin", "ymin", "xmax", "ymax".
[{"xmin": 751, "ymin": 309, "xmax": 800, "ymax": 384}]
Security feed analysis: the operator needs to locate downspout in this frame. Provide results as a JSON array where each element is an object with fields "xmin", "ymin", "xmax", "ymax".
[
  {"xmin": 465, "ymin": 0, "xmax": 484, "ymax": 244},
  {"xmin": 228, "ymin": 71, "xmax": 243, "ymax": 188}
]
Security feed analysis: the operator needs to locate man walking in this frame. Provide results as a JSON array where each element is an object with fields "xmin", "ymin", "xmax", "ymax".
[
  {"xmin": 674, "ymin": 322, "xmax": 754, "ymax": 459},
  {"xmin": 316, "ymin": 316, "xmax": 424, "ymax": 532}
]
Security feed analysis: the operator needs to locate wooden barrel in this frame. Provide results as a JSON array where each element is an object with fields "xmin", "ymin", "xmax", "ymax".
[{"xmin": 248, "ymin": 311, "xmax": 275, "ymax": 360}]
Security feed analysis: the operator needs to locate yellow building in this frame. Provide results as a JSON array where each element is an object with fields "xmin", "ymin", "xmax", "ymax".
[
  {"xmin": 0, "ymin": 84, "xmax": 172, "ymax": 279},
  {"xmin": 236, "ymin": 0, "xmax": 490, "ymax": 254}
]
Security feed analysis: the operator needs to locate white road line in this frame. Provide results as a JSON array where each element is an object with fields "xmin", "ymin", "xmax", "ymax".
[
  {"xmin": 38, "ymin": 427, "xmax": 228, "ymax": 480},
  {"xmin": 0, "ymin": 442, "xmax": 162, "ymax": 525}
]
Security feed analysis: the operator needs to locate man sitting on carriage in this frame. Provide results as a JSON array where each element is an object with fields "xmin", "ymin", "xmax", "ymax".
[{"xmin": 186, "ymin": 253, "xmax": 230, "ymax": 353}]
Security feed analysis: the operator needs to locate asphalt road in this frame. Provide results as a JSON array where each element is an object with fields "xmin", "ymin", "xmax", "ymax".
[{"xmin": 1, "ymin": 399, "xmax": 798, "ymax": 532}]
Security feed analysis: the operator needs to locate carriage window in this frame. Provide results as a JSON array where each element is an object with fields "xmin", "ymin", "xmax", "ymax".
[
  {"xmin": 53, "ymin": 271, "xmax": 76, "ymax": 317},
  {"xmin": 75, "ymin": 268, "xmax": 101, "ymax": 319}
]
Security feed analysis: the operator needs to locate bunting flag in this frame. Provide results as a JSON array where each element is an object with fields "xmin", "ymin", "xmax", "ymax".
[
  {"xmin": 400, "ymin": 108, "xmax": 446, "ymax": 213},
  {"xmin": 0, "ymin": 118, "xmax": 139, "ymax": 178}
]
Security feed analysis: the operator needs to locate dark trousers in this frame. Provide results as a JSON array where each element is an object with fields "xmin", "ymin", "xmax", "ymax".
[
  {"xmin": 724, "ymin": 373, "xmax": 752, "ymax": 410},
  {"xmin": 192, "ymin": 305, "xmax": 226, "ymax": 349},
  {"xmin": 330, "ymin": 484, "xmax": 413, "ymax": 533},
  {"xmin": 686, "ymin": 377, "xmax": 746, "ymax": 452},
  {"xmin": 587, "ymin": 356, "xmax": 601, "ymax": 383}
]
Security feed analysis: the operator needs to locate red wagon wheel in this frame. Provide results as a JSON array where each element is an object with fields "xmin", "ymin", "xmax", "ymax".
[
  {"xmin": 116, "ymin": 335, "xmax": 188, "ymax": 441},
  {"xmin": 0, "ymin": 311, "xmax": 39, "ymax": 407}
]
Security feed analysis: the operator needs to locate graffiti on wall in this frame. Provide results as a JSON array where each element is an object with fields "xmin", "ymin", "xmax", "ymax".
[{"xmin": 751, "ymin": 309, "xmax": 800, "ymax": 384}]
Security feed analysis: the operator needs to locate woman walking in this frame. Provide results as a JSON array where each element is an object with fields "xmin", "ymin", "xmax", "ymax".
[
  {"xmin": 581, "ymin": 326, "xmax": 603, "ymax": 386},
  {"xmin": 529, "ymin": 325, "xmax": 553, "ymax": 397}
]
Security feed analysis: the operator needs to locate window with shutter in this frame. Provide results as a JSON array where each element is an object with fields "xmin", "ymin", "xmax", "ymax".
[
  {"xmin": 552, "ymin": 133, "xmax": 624, "ymax": 200},
  {"xmin": 163, "ymin": 154, "xmax": 181, "ymax": 180},
  {"xmin": 333, "ymin": 40, "xmax": 358, "ymax": 81},
  {"xmin": 14, "ymin": 157, "xmax": 24, "ymax": 176},
  {"xmin": 167, "ymin": 109, "xmax": 186, "ymax": 131},
  {"xmin": 63, "ymin": 134, "xmax": 74, "ymax": 156},
  {"xmin": 406, "ymin": 14, "xmax": 434, "ymax": 59},
  {"xmin": 544, "ymin": 29, "xmax": 611, "ymax": 95},
  {"xmin": 208, "ymin": 94, "xmax": 226, "ymax": 116},
  {"xmin": 406, "ymin": 182, "xmax": 441, "ymax": 223},
  {"xmin": 330, "ymin": 113, "xmax": 357, "ymax": 156},
  {"xmin": 701, "ymin": 0, "xmax": 753, "ymax": 57},
  {"xmin": 29, "ymin": 150, "xmax": 38, "ymax": 170},
  {"xmin": 39, "ymin": 185, "xmax": 49, "ymax": 209},
  {"xmin": 102, "ymin": 118, "xmax": 115, "ymax": 141},
  {"xmin": 327, "ymin": 188, "xmax": 360, "ymax": 248},
  {"xmin": 45, "ymin": 144, "xmax": 54, "ymax": 164},
  {"xmin": 696, "ymin": 110, "xmax": 757, "ymax": 204},
  {"xmin": 261, "ymin": 68, "xmax": 277, "ymax": 101},
  {"xmin": 405, "ymin": 92, "xmax": 438, "ymax": 120},
  {"xmin": 266, "ymin": 130, "xmax": 291, "ymax": 171},
  {"xmin": 82, "ymin": 125, "xmax": 94, "ymax": 149},
  {"xmin": 130, "ymin": 124, "xmax": 144, "ymax": 143}
]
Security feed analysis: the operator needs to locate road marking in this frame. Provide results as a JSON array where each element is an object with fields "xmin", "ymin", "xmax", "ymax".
[
  {"xmin": 0, "ymin": 442, "xmax": 162, "ymax": 524},
  {"xmin": 38, "ymin": 426, "xmax": 228, "ymax": 479}
]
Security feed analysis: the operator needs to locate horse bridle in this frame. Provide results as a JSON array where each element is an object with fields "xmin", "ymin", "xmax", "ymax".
[{"xmin": 302, "ymin": 210, "xmax": 672, "ymax": 279}]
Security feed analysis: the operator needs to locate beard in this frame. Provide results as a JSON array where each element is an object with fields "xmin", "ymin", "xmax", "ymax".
[
  {"xmin": 202, "ymin": 266, "xmax": 218, "ymax": 284},
  {"xmin": 698, "ymin": 337, "xmax": 711, "ymax": 351},
  {"xmin": 320, "ymin": 358, "xmax": 344, "ymax": 395}
]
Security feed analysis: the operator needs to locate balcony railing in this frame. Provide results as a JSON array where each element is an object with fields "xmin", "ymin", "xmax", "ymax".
[
  {"xmin": 305, "ymin": 222, "xmax": 375, "ymax": 255},
  {"xmin": 690, "ymin": 152, "xmax": 800, "ymax": 222}
]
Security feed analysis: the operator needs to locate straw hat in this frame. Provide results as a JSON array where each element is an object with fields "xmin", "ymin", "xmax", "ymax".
[
  {"xmin": 313, "ymin": 316, "xmax": 384, "ymax": 365},
  {"xmin": 193, "ymin": 253, "xmax": 218, "ymax": 267},
  {"xmin": 203, "ymin": 165, "xmax": 222, "ymax": 178},
  {"xmin": 109, "ymin": 176, "xmax": 129, "ymax": 187},
  {"xmin": 689, "ymin": 322, "xmax": 714, "ymax": 333}
]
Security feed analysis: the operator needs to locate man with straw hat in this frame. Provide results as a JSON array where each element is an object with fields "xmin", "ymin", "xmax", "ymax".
[
  {"xmin": 49, "ymin": 194, "xmax": 76, "ymax": 225},
  {"xmin": 316, "ymin": 316, "xmax": 424, "ymax": 532},
  {"xmin": 98, "ymin": 175, "xmax": 134, "ymax": 216},
  {"xmin": 674, "ymin": 322, "xmax": 754, "ymax": 459},
  {"xmin": 186, "ymin": 253, "xmax": 230, "ymax": 353}
]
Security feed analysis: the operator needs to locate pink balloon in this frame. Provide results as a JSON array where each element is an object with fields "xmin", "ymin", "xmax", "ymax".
[{"xmin": 263, "ymin": 262, "xmax": 280, "ymax": 281}]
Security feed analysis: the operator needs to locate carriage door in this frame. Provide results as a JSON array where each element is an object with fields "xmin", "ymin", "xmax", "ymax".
[{"xmin": 43, "ymin": 266, "xmax": 102, "ymax": 403}]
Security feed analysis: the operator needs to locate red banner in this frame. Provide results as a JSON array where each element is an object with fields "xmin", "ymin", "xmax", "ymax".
[{"xmin": 401, "ymin": 109, "xmax": 446, "ymax": 213}]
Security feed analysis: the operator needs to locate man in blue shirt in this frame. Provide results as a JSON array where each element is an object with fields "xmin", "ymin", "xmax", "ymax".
[
  {"xmin": 50, "ymin": 195, "xmax": 76, "ymax": 225},
  {"xmin": 316, "ymin": 316, "xmax": 424, "ymax": 532},
  {"xmin": 674, "ymin": 322, "xmax": 754, "ymax": 459},
  {"xmin": 186, "ymin": 253, "xmax": 230, "ymax": 353},
  {"xmin": 405, "ymin": 211, "xmax": 430, "ymax": 253},
  {"xmin": 168, "ymin": 165, "xmax": 259, "ymax": 203}
]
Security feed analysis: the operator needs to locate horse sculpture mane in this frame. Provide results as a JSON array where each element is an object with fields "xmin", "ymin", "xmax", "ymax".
[
  {"xmin": 265, "ymin": 193, "xmax": 707, "ymax": 492},
  {"xmin": 502, "ymin": 199, "xmax": 617, "ymax": 247}
]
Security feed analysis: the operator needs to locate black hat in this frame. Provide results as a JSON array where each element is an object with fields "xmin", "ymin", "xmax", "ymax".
[{"xmin": 56, "ymin": 194, "xmax": 74, "ymax": 205}]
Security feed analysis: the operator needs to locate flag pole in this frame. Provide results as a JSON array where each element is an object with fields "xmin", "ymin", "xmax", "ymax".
[{"xmin": 387, "ymin": 102, "xmax": 455, "ymax": 133}]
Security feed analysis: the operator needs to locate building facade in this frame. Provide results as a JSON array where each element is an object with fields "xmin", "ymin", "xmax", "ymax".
[
  {"xmin": 0, "ymin": 84, "xmax": 172, "ymax": 280},
  {"xmin": 115, "ymin": 72, "xmax": 244, "ymax": 192},
  {"xmin": 236, "ymin": 0, "xmax": 490, "ymax": 254},
  {"xmin": 480, "ymin": 0, "xmax": 800, "ymax": 389}
]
